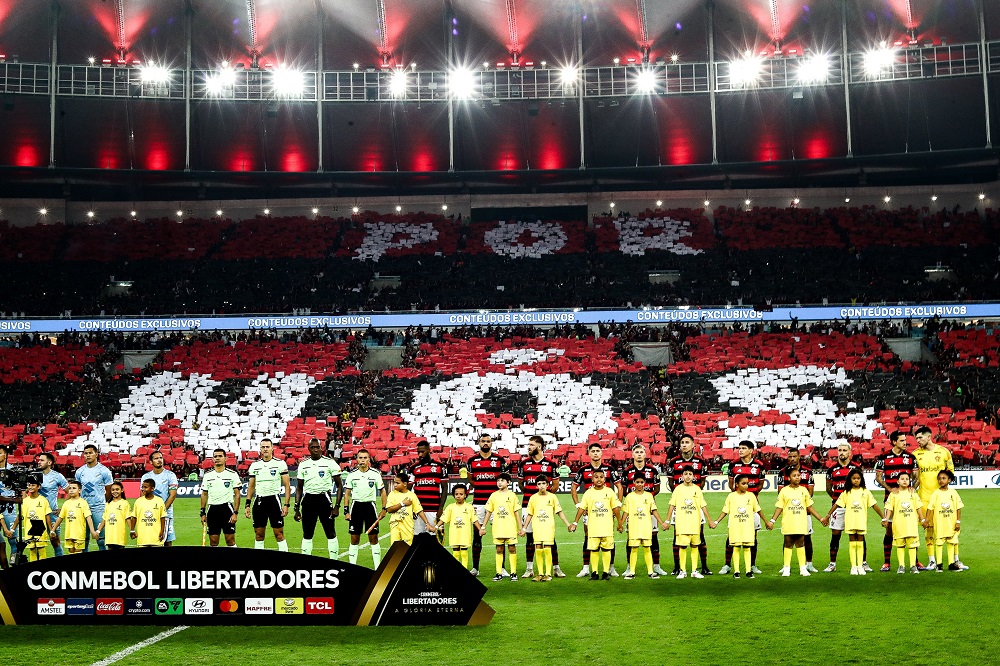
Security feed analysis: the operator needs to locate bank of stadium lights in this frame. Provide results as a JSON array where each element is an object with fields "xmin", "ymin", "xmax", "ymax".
[
  {"xmin": 655, "ymin": 200, "xmax": 663, "ymax": 207},
  {"xmin": 980, "ymin": 193, "xmax": 987, "ymax": 201},
  {"xmin": 559, "ymin": 65, "xmax": 579, "ymax": 85},
  {"xmin": 703, "ymin": 199, "xmax": 710, "ymax": 207},
  {"xmin": 633, "ymin": 68, "xmax": 657, "ymax": 94},
  {"xmin": 883, "ymin": 195, "xmax": 891, "ymax": 204},
  {"xmin": 389, "ymin": 68, "xmax": 407, "ymax": 98},
  {"xmin": 176, "ymin": 210, "xmax": 183, "ymax": 217},
  {"xmin": 140, "ymin": 64, "xmax": 170, "ymax": 85},
  {"xmin": 215, "ymin": 209, "xmax": 223, "ymax": 217},
  {"xmin": 670, "ymin": 54, "xmax": 679, "ymax": 64},
  {"xmin": 86, "ymin": 211, "xmax": 95, "ymax": 219},
  {"xmin": 441, "ymin": 204, "xmax": 448, "ymax": 211},
  {"xmin": 449, "ymin": 67, "xmax": 477, "ymax": 99},
  {"xmin": 793, "ymin": 197, "xmax": 800, "ymax": 205},
  {"xmin": 272, "ymin": 66, "xmax": 304, "ymax": 98},
  {"xmin": 311, "ymin": 207, "xmax": 319, "ymax": 215},
  {"xmin": 395, "ymin": 205, "xmax": 402, "ymax": 212},
  {"xmin": 39, "ymin": 208, "xmax": 47, "ymax": 216},
  {"xmin": 931, "ymin": 195, "xmax": 938, "ymax": 202},
  {"xmin": 87, "ymin": 57, "xmax": 95, "ymax": 66},
  {"xmin": 728, "ymin": 54, "xmax": 764, "ymax": 88},
  {"xmin": 263, "ymin": 208, "xmax": 270, "ymax": 216},
  {"xmin": 352, "ymin": 206, "xmax": 360, "ymax": 214},
  {"xmin": 863, "ymin": 42, "xmax": 897, "ymax": 79},
  {"xmin": 130, "ymin": 210, "xmax": 137, "ymax": 217},
  {"xmin": 796, "ymin": 53, "xmax": 830, "ymax": 85},
  {"xmin": 205, "ymin": 63, "xmax": 237, "ymax": 96}
]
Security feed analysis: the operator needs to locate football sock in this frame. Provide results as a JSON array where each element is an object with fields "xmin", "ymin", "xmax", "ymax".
[
  {"xmin": 743, "ymin": 547, "xmax": 752, "ymax": 574},
  {"xmin": 680, "ymin": 547, "xmax": 688, "ymax": 573},
  {"xmin": 254, "ymin": 540, "xmax": 265, "ymax": 549},
  {"xmin": 348, "ymin": 544, "xmax": 359, "ymax": 564},
  {"xmin": 947, "ymin": 543, "xmax": 956, "ymax": 565},
  {"xmin": 551, "ymin": 542, "xmax": 559, "ymax": 565},
  {"xmin": 601, "ymin": 549, "xmax": 611, "ymax": 574},
  {"xmin": 582, "ymin": 542, "xmax": 591, "ymax": 566},
  {"xmin": 783, "ymin": 547, "xmax": 793, "ymax": 569},
  {"xmin": 935, "ymin": 541, "xmax": 943, "ymax": 565},
  {"xmin": 460, "ymin": 549, "xmax": 469, "ymax": 568},
  {"xmin": 897, "ymin": 546, "xmax": 906, "ymax": 567},
  {"xmin": 629, "ymin": 549, "xmax": 638, "ymax": 574},
  {"xmin": 495, "ymin": 552, "xmax": 504, "ymax": 574},
  {"xmin": 652, "ymin": 533, "xmax": 661, "ymax": 565},
  {"xmin": 750, "ymin": 543, "xmax": 758, "ymax": 565},
  {"xmin": 525, "ymin": 532, "xmax": 535, "ymax": 563},
  {"xmin": 732, "ymin": 546, "xmax": 742, "ymax": 574},
  {"xmin": 830, "ymin": 532, "xmax": 842, "ymax": 563},
  {"xmin": 473, "ymin": 535, "xmax": 483, "ymax": 568},
  {"xmin": 673, "ymin": 543, "xmax": 681, "ymax": 569},
  {"xmin": 328, "ymin": 537, "xmax": 339, "ymax": 557},
  {"xmin": 697, "ymin": 540, "xmax": 707, "ymax": 569},
  {"xmin": 509, "ymin": 553, "xmax": 517, "ymax": 574},
  {"xmin": 804, "ymin": 535, "xmax": 813, "ymax": 563},
  {"xmin": 371, "ymin": 544, "xmax": 382, "ymax": 569},
  {"xmin": 796, "ymin": 547, "xmax": 806, "ymax": 567},
  {"xmin": 626, "ymin": 546, "xmax": 632, "ymax": 567},
  {"xmin": 610, "ymin": 546, "xmax": 616, "ymax": 568},
  {"xmin": 724, "ymin": 540, "xmax": 733, "ymax": 566},
  {"xmin": 643, "ymin": 547, "xmax": 653, "ymax": 575},
  {"xmin": 954, "ymin": 543, "xmax": 960, "ymax": 562},
  {"xmin": 301, "ymin": 538, "xmax": 313, "ymax": 555},
  {"xmin": 862, "ymin": 537, "xmax": 867, "ymax": 563},
  {"xmin": 908, "ymin": 546, "xmax": 917, "ymax": 568},
  {"xmin": 926, "ymin": 536, "xmax": 935, "ymax": 561},
  {"xmin": 277, "ymin": 540, "xmax": 288, "ymax": 552}
]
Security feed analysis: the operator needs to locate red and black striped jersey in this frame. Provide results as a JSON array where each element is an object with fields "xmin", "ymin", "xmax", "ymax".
[
  {"xmin": 874, "ymin": 450, "xmax": 916, "ymax": 492},
  {"xmin": 519, "ymin": 457, "xmax": 560, "ymax": 507},
  {"xmin": 668, "ymin": 455, "xmax": 707, "ymax": 488},
  {"xmin": 621, "ymin": 464, "xmax": 660, "ymax": 496},
  {"xmin": 465, "ymin": 454, "xmax": 508, "ymax": 506},
  {"xmin": 826, "ymin": 463, "xmax": 856, "ymax": 501},
  {"xmin": 730, "ymin": 458, "xmax": 766, "ymax": 495},
  {"xmin": 573, "ymin": 464, "xmax": 619, "ymax": 492},
  {"xmin": 777, "ymin": 465, "xmax": 814, "ymax": 489},
  {"xmin": 408, "ymin": 458, "xmax": 448, "ymax": 509}
]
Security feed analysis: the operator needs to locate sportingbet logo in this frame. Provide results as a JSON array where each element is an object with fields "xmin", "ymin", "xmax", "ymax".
[
  {"xmin": 37, "ymin": 598, "xmax": 65, "ymax": 615},
  {"xmin": 305, "ymin": 598, "xmax": 334, "ymax": 615},
  {"xmin": 96, "ymin": 599, "xmax": 124, "ymax": 615},
  {"xmin": 274, "ymin": 597, "xmax": 304, "ymax": 615},
  {"xmin": 244, "ymin": 597, "xmax": 274, "ymax": 615},
  {"xmin": 155, "ymin": 598, "xmax": 183, "ymax": 615},
  {"xmin": 66, "ymin": 598, "xmax": 95, "ymax": 616},
  {"xmin": 185, "ymin": 598, "xmax": 213, "ymax": 615}
]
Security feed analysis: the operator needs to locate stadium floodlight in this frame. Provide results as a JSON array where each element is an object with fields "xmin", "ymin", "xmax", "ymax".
[
  {"xmin": 883, "ymin": 195, "xmax": 891, "ymax": 203},
  {"xmin": 703, "ymin": 200, "xmax": 710, "ymax": 207},
  {"xmin": 559, "ymin": 65, "xmax": 579, "ymax": 85},
  {"xmin": 655, "ymin": 200, "xmax": 663, "ymax": 207},
  {"xmin": 442, "ymin": 204, "xmax": 448, "ymax": 211},
  {"xmin": 86, "ymin": 211, "xmax": 95, "ymax": 218},
  {"xmin": 352, "ymin": 206, "xmax": 360, "ymax": 214},
  {"xmin": 448, "ymin": 67, "xmax": 477, "ymax": 99},
  {"xmin": 728, "ymin": 54, "xmax": 764, "ymax": 88},
  {"xmin": 793, "ymin": 198, "xmax": 800, "ymax": 205},
  {"xmin": 845, "ymin": 197, "xmax": 851, "ymax": 203},
  {"xmin": 263, "ymin": 208, "xmax": 270, "ymax": 215},
  {"xmin": 862, "ymin": 43, "xmax": 896, "ymax": 79},
  {"xmin": 88, "ymin": 57, "xmax": 95, "ymax": 66},
  {"xmin": 311, "ymin": 207, "xmax": 319, "ymax": 214},
  {"xmin": 633, "ymin": 68, "xmax": 657, "ymax": 94},
  {"xmin": 670, "ymin": 54, "xmax": 679, "ymax": 63},
  {"xmin": 389, "ymin": 69, "xmax": 407, "ymax": 98},
  {"xmin": 140, "ymin": 64, "xmax": 170, "ymax": 84},
  {"xmin": 39, "ymin": 208, "xmax": 47, "ymax": 215},
  {"xmin": 609, "ymin": 202, "xmax": 616, "ymax": 209},
  {"xmin": 130, "ymin": 210, "xmax": 137, "ymax": 217},
  {"xmin": 176, "ymin": 210, "xmax": 183, "ymax": 217},
  {"xmin": 395, "ymin": 205, "xmax": 402, "ymax": 212},
  {"xmin": 744, "ymin": 198, "xmax": 752, "ymax": 206},
  {"xmin": 931, "ymin": 195, "xmax": 938, "ymax": 202},
  {"xmin": 797, "ymin": 53, "xmax": 830, "ymax": 85},
  {"xmin": 205, "ymin": 65, "xmax": 237, "ymax": 95},
  {"xmin": 980, "ymin": 193, "xmax": 986, "ymax": 201},
  {"xmin": 272, "ymin": 66, "xmax": 305, "ymax": 97},
  {"xmin": 215, "ymin": 209, "xmax": 223, "ymax": 216}
]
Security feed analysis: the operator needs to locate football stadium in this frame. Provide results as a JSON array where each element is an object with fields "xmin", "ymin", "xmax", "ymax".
[{"xmin": 3, "ymin": 0, "xmax": 1000, "ymax": 664}]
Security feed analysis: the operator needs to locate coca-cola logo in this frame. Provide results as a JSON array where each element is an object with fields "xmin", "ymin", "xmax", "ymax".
[{"xmin": 96, "ymin": 599, "xmax": 124, "ymax": 615}]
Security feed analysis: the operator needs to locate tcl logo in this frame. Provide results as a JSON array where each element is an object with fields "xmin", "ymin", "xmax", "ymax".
[
  {"xmin": 305, "ymin": 598, "xmax": 334, "ymax": 615},
  {"xmin": 96, "ymin": 599, "xmax": 124, "ymax": 615}
]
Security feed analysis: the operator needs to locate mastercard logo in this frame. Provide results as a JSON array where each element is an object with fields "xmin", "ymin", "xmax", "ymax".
[{"xmin": 218, "ymin": 600, "xmax": 240, "ymax": 613}]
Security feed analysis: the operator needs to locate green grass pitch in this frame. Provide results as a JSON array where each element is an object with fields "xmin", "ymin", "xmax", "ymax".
[{"xmin": 6, "ymin": 490, "xmax": 998, "ymax": 665}]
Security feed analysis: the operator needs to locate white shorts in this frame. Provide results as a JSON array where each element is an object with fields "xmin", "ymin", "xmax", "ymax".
[
  {"xmin": 414, "ymin": 511, "xmax": 437, "ymax": 536},
  {"xmin": 521, "ymin": 508, "xmax": 532, "ymax": 534},
  {"xmin": 651, "ymin": 514, "xmax": 660, "ymax": 534},
  {"xmin": 475, "ymin": 505, "xmax": 488, "ymax": 527},
  {"xmin": 806, "ymin": 515, "xmax": 813, "ymax": 536},
  {"xmin": 830, "ymin": 507, "xmax": 846, "ymax": 532},
  {"xmin": 753, "ymin": 513, "xmax": 762, "ymax": 531}
]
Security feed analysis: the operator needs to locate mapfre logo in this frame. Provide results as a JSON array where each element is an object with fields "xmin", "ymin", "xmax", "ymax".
[
  {"xmin": 37, "ymin": 598, "xmax": 65, "ymax": 615},
  {"xmin": 305, "ymin": 598, "xmax": 334, "ymax": 615},
  {"xmin": 184, "ymin": 598, "xmax": 213, "ymax": 615},
  {"xmin": 96, "ymin": 599, "xmax": 124, "ymax": 615},
  {"xmin": 244, "ymin": 597, "xmax": 274, "ymax": 615}
]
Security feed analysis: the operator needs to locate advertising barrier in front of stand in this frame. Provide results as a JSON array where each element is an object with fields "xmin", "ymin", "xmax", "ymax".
[{"xmin": 0, "ymin": 536, "xmax": 493, "ymax": 626}]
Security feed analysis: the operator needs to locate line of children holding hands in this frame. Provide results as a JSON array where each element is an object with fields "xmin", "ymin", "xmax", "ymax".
[
  {"xmin": 433, "ymin": 463, "xmax": 966, "ymax": 581},
  {"xmin": 2, "ymin": 478, "xmax": 169, "ymax": 559}
]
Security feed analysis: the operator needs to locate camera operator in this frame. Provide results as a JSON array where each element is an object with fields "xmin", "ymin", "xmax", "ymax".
[{"xmin": 0, "ymin": 445, "xmax": 22, "ymax": 567}]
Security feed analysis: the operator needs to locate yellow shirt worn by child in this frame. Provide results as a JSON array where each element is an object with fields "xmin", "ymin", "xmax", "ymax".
[
  {"xmin": 526, "ymin": 492, "xmax": 562, "ymax": 545},
  {"xmin": 775, "ymin": 485, "xmax": 813, "ymax": 535},
  {"xmin": 670, "ymin": 484, "xmax": 707, "ymax": 536},
  {"xmin": 722, "ymin": 491, "xmax": 760, "ymax": 544},
  {"xmin": 103, "ymin": 498, "xmax": 131, "ymax": 547},
  {"xmin": 835, "ymin": 487, "xmax": 877, "ymax": 533},
  {"xmin": 132, "ymin": 495, "xmax": 166, "ymax": 546},
  {"xmin": 386, "ymin": 489, "xmax": 423, "ymax": 545},
  {"xmin": 622, "ymin": 491, "xmax": 656, "ymax": 544},
  {"xmin": 440, "ymin": 502, "xmax": 476, "ymax": 548}
]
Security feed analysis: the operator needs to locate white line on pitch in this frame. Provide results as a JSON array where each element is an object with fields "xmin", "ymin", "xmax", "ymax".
[{"xmin": 90, "ymin": 625, "xmax": 190, "ymax": 666}]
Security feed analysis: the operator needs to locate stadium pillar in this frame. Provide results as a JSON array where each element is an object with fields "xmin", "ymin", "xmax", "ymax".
[
  {"xmin": 316, "ymin": 0, "xmax": 324, "ymax": 172},
  {"xmin": 184, "ymin": 0, "xmax": 193, "ymax": 171},
  {"xmin": 706, "ymin": 0, "xmax": 718, "ymax": 165},
  {"xmin": 577, "ymin": 8, "xmax": 585, "ymax": 170},
  {"xmin": 979, "ymin": 0, "xmax": 992, "ymax": 148},
  {"xmin": 48, "ymin": 0, "xmax": 59, "ymax": 168},
  {"xmin": 841, "ymin": 0, "xmax": 853, "ymax": 158}
]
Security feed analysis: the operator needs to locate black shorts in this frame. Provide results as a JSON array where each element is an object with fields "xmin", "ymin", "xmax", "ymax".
[
  {"xmin": 207, "ymin": 503, "xmax": 237, "ymax": 536},
  {"xmin": 348, "ymin": 502, "xmax": 379, "ymax": 535},
  {"xmin": 301, "ymin": 493, "xmax": 337, "ymax": 539},
  {"xmin": 251, "ymin": 495, "xmax": 285, "ymax": 529}
]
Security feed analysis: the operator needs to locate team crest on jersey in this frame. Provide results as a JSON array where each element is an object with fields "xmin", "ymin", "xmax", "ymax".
[
  {"xmin": 224, "ymin": 481, "xmax": 231, "ymax": 488},
  {"xmin": 270, "ymin": 469, "xmax": 277, "ymax": 477},
  {"xmin": 941, "ymin": 502, "xmax": 951, "ymax": 509},
  {"xmin": 737, "ymin": 507, "xmax": 748, "ymax": 515},
  {"xmin": 684, "ymin": 499, "xmax": 694, "ymax": 506},
  {"xmin": 368, "ymin": 481, "xmax": 375, "ymax": 488},
  {"xmin": 318, "ymin": 470, "xmax": 325, "ymax": 478},
  {"xmin": 595, "ymin": 502, "xmax": 605, "ymax": 510},
  {"xmin": 791, "ymin": 499, "xmax": 801, "ymax": 507},
  {"xmin": 901, "ymin": 502, "xmax": 911, "ymax": 510}
]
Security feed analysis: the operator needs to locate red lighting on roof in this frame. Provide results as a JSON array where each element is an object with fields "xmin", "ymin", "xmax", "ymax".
[{"xmin": 14, "ymin": 143, "xmax": 40, "ymax": 167}]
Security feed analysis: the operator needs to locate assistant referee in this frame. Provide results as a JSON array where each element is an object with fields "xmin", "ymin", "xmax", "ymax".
[
  {"xmin": 343, "ymin": 449, "xmax": 387, "ymax": 569},
  {"xmin": 294, "ymin": 437, "xmax": 344, "ymax": 558},
  {"xmin": 200, "ymin": 448, "xmax": 242, "ymax": 548}
]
